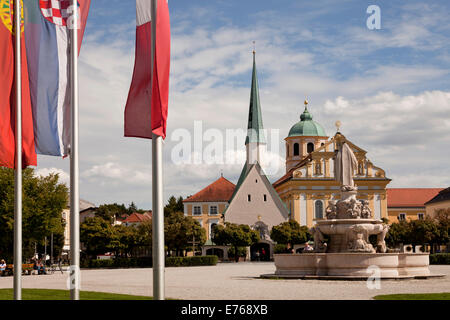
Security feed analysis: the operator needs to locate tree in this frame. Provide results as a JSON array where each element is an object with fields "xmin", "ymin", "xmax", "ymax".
[
  {"xmin": 270, "ymin": 220, "xmax": 311, "ymax": 247},
  {"xmin": 95, "ymin": 203, "xmax": 128, "ymax": 224},
  {"xmin": 435, "ymin": 209, "xmax": 450, "ymax": 246},
  {"xmin": 164, "ymin": 196, "xmax": 184, "ymax": 217},
  {"xmin": 80, "ymin": 217, "xmax": 115, "ymax": 258},
  {"xmin": 164, "ymin": 212, "xmax": 206, "ymax": 256},
  {"xmin": 0, "ymin": 168, "xmax": 67, "ymax": 262},
  {"xmin": 110, "ymin": 224, "xmax": 140, "ymax": 257},
  {"xmin": 213, "ymin": 222, "xmax": 259, "ymax": 262},
  {"xmin": 409, "ymin": 218, "xmax": 440, "ymax": 248},
  {"xmin": 385, "ymin": 221, "xmax": 411, "ymax": 248}
]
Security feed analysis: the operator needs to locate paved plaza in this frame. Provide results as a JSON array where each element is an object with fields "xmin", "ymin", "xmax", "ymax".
[{"xmin": 0, "ymin": 263, "xmax": 449, "ymax": 300}]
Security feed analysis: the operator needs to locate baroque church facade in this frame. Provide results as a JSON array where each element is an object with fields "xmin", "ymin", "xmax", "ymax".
[{"xmin": 274, "ymin": 101, "xmax": 391, "ymax": 227}]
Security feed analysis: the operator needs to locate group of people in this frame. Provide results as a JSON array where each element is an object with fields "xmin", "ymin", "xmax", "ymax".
[{"xmin": 32, "ymin": 258, "xmax": 47, "ymax": 275}]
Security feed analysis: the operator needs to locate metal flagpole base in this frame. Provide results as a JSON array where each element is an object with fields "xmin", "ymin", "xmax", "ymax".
[{"xmin": 152, "ymin": 134, "xmax": 165, "ymax": 300}]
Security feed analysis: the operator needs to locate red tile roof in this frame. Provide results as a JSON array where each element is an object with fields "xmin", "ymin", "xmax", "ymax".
[
  {"xmin": 183, "ymin": 176, "xmax": 236, "ymax": 202},
  {"xmin": 123, "ymin": 211, "xmax": 152, "ymax": 223},
  {"xmin": 424, "ymin": 187, "xmax": 450, "ymax": 205},
  {"xmin": 387, "ymin": 188, "xmax": 444, "ymax": 208}
]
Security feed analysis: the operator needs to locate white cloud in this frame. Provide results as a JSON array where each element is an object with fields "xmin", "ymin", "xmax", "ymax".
[
  {"xmin": 33, "ymin": 3, "xmax": 450, "ymax": 208},
  {"xmin": 35, "ymin": 168, "xmax": 70, "ymax": 186}
]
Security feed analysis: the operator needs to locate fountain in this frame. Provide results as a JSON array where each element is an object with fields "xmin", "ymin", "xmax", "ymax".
[{"xmin": 263, "ymin": 134, "xmax": 441, "ymax": 279}]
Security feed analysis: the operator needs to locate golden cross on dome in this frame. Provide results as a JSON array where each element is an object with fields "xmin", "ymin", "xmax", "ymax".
[
  {"xmin": 335, "ymin": 120, "xmax": 342, "ymax": 132},
  {"xmin": 252, "ymin": 40, "xmax": 256, "ymax": 55}
]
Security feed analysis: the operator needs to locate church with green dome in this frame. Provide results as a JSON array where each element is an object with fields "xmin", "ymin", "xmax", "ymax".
[
  {"xmin": 285, "ymin": 100, "xmax": 329, "ymax": 173},
  {"xmin": 273, "ymin": 100, "xmax": 391, "ymax": 228}
]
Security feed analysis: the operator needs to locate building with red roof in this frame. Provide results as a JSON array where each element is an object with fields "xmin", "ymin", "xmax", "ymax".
[
  {"xmin": 183, "ymin": 176, "xmax": 235, "ymax": 240},
  {"xmin": 122, "ymin": 211, "xmax": 152, "ymax": 226},
  {"xmin": 386, "ymin": 188, "xmax": 444, "ymax": 223}
]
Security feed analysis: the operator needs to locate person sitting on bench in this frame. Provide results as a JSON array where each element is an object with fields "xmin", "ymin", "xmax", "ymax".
[{"xmin": 0, "ymin": 260, "xmax": 6, "ymax": 276}]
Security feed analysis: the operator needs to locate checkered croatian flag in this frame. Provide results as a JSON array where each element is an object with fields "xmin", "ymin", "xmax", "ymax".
[
  {"xmin": 23, "ymin": 0, "xmax": 91, "ymax": 157},
  {"xmin": 39, "ymin": 0, "xmax": 79, "ymax": 27}
]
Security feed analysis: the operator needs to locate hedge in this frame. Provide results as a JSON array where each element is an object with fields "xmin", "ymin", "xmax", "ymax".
[
  {"xmin": 429, "ymin": 253, "xmax": 450, "ymax": 265},
  {"xmin": 81, "ymin": 255, "xmax": 218, "ymax": 269}
]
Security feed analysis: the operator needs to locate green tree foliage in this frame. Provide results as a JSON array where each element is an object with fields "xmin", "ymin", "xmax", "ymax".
[
  {"xmin": 385, "ymin": 221, "xmax": 411, "ymax": 247},
  {"xmin": 0, "ymin": 168, "xmax": 67, "ymax": 262},
  {"xmin": 386, "ymin": 214, "xmax": 449, "ymax": 251},
  {"xmin": 408, "ymin": 218, "xmax": 440, "ymax": 246},
  {"xmin": 95, "ymin": 203, "xmax": 128, "ymax": 224},
  {"xmin": 110, "ymin": 224, "xmax": 140, "ymax": 257},
  {"xmin": 136, "ymin": 220, "xmax": 152, "ymax": 248},
  {"xmin": 164, "ymin": 196, "xmax": 184, "ymax": 217},
  {"xmin": 435, "ymin": 209, "xmax": 450, "ymax": 245},
  {"xmin": 164, "ymin": 212, "xmax": 206, "ymax": 256},
  {"xmin": 213, "ymin": 222, "xmax": 259, "ymax": 262},
  {"xmin": 270, "ymin": 220, "xmax": 311, "ymax": 245},
  {"xmin": 80, "ymin": 217, "xmax": 115, "ymax": 258}
]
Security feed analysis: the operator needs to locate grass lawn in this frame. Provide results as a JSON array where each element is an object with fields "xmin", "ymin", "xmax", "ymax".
[
  {"xmin": 0, "ymin": 289, "xmax": 152, "ymax": 300},
  {"xmin": 373, "ymin": 293, "xmax": 450, "ymax": 300}
]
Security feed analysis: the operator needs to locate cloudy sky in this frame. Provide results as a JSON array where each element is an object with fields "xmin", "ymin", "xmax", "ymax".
[{"xmin": 35, "ymin": 0, "xmax": 450, "ymax": 209}]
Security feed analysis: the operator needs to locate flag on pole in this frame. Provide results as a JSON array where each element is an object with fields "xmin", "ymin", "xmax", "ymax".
[
  {"xmin": 0, "ymin": 1, "xmax": 37, "ymax": 169},
  {"xmin": 124, "ymin": 0, "xmax": 170, "ymax": 139},
  {"xmin": 23, "ymin": 0, "xmax": 91, "ymax": 156}
]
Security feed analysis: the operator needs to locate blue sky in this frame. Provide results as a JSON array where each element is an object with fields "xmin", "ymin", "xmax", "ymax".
[{"xmin": 36, "ymin": 0, "xmax": 450, "ymax": 209}]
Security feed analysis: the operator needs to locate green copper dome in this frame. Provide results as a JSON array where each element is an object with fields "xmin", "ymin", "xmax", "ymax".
[{"xmin": 288, "ymin": 106, "xmax": 327, "ymax": 137}]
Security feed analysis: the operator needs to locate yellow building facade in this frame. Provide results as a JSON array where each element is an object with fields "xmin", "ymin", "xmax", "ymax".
[{"xmin": 274, "ymin": 102, "xmax": 391, "ymax": 228}]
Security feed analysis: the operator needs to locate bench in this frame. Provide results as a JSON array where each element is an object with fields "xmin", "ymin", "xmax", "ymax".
[{"xmin": 3, "ymin": 264, "xmax": 36, "ymax": 276}]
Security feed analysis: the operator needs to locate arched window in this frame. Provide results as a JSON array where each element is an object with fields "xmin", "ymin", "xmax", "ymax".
[
  {"xmin": 293, "ymin": 143, "xmax": 300, "ymax": 156},
  {"xmin": 307, "ymin": 142, "xmax": 314, "ymax": 153},
  {"xmin": 315, "ymin": 200, "xmax": 324, "ymax": 219}
]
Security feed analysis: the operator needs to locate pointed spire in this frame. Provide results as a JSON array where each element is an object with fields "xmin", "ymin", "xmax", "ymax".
[{"xmin": 246, "ymin": 46, "xmax": 266, "ymax": 145}]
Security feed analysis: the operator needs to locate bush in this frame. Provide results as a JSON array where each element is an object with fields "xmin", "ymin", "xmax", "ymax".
[
  {"xmin": 274, "ymin": 244, "xmax": 288, "ymax": 254},
  {"xmin": 429, "ymin": 253, "xmax": 450, "ymax": 265},
  {"xmin": 81, "ymin": 255, "xmax": 218, "ymax": 269},
  {"xmin": 166, "ymin": 255, "xmax": 218, "ymax": 267}
]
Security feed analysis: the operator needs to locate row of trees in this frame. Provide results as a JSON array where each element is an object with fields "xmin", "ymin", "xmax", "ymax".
[
  {"xmin": 80, "ymin": 197, "xmax": 205, "ymax": 259},
  {"xmin": 0, "ymin": 168, "xmax": 68, "ymax": 261},
  {"xmin": 385, "ymin": 209, "xmax": 450, "ymax": 251}
]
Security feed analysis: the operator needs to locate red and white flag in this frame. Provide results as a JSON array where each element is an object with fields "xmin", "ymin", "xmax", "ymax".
[{"xmin": 124, "ymin": 0, "xmax": 170, "ymax": 139}]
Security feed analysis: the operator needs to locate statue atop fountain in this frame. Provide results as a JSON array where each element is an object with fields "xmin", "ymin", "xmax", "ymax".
[{"xmin": 312, "ymin": 134, "xmax": 389, "ymax": 253}]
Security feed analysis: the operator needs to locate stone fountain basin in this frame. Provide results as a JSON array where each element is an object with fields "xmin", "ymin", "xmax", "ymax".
[
  {"xmin": 269, "ymin": 252, "xmax": 434, "ymax": 279},
  {"xmin": 315, "ymin": 219, "xmax": 385, "ymax": 253}
]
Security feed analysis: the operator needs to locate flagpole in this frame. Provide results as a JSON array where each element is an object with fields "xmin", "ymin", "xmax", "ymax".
[
  {"xmin": 13, "ymin": 0, "xmax": 22, "ymax": 301},
  {"xmin": 70, "ymin": 0, "xmax": 80, "ymax": 300},
  {"xmin": 151, "ymin": 0, "xmax": 165, "ymax": 300}
]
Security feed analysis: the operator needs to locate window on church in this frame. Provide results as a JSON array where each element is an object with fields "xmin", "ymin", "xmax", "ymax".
[
  {"xmin": 315, "ymin": 200, "xmax": 324, "ymax": 219},
  {"xmin": 264, "ymin": 194, "xmax": 267, "ymax": 202},
  {"xmin": 307, "ymin": 142, "xmax": 314, "ymax": 153},
  {"xmin": 293, "ymin": 143, "xmax": 300, "ymax": 156},
  {"xmin": 398, "ymin": 213, "xmax": 406, "ymax": 221},
  {"xmin": 287, "ymin": 145, "xmax": 289, "ymax": 157},
  {"xmin": 248, "ymin": 194, "xmax": 251, "ymax": 202},
  {"xmin": 418, "ymin": 213, "xmax": 424, "ymax": 220}
]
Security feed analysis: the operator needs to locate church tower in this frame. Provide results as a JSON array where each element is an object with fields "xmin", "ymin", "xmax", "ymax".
[
  {"xmin": 285, "ymin": 100, "xmax": 328, "ymax": 172},
  {"xmin": 245, "ymin": 50, "xmax": 266, "ymax": 169}
]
